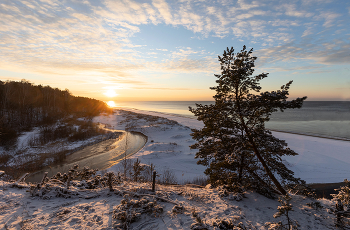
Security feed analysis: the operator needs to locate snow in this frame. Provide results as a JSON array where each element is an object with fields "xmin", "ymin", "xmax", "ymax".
[
  {"xmin": 93, "ymin": 109, "xmax": 206, "ymax": 184},
  {"xmin": 99, "ymin": 108, "xmax": 350, "ymax": 184},
  {"xmin": 0, "ymin": 180, "xmax": 338, "ymax": 229},
  {"xmin": 1, "ymin": 108, "xmax": 350, "ymax": 229},
  {"xmin": 16, "ymin": 128, "xmax": 40, "ymax": 150},
  {"xmin": 273, "ymin": 131, "xmax": 350, "ymax": 183}
]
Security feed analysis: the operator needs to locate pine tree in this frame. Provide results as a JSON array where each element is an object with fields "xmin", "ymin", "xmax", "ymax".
[
  {"xmin": 273, "ymin": 194, "xmax": 299, "ymax": 229},
  {"xmin": 189, "ymin": 46, "xmax": 307, "ymax": 196},
  {"xmin": 132, "ymin": 158, "xmax": 144, "ymax": 182},
  {"xmin": 331, "ymin": 179, "xmax": 350, "ymax": 227}
]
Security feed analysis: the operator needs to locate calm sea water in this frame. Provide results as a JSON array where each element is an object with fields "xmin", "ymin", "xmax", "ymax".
[{"xmin": 113, "ymin": 101, "xmax": 350, "ymax": 140}]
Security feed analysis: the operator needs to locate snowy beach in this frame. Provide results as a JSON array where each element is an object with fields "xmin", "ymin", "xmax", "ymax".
[
  {"xmin": 1, "ymin": 108, "xmax": 350, "ymax": 229},
  {"xmin": 95, "ymin": 108, "xmax": 350, "ymax": 185}
]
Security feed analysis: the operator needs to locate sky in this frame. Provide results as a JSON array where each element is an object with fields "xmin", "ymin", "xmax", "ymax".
[{"xmin": 0, "ymin": 0, "xmax": 349, "ymax": 102}]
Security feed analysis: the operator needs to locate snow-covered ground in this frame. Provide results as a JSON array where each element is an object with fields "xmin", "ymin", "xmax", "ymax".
[
  {"xmin": 93, "ymin": 109, "xmax": 207, "ymax": 184},
  {"xmin": 0, "ymin": 180, "xmax": 337, "ymax": 229},
  {"xmin": 95, "ymin": 108, "xmax": 350, "ymax": 185},
  {"xmin": 1, "ymin": 108, "xmax": 350, "ymax": 229}
]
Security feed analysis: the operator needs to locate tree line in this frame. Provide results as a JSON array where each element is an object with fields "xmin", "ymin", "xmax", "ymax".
[{"xmin": 0, "ymin": 79, "xmax": 112, "ymax": 147}]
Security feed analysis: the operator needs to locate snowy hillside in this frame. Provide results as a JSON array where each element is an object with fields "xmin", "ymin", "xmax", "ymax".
[
  {"xmin": 0, "ymin": 179, "xmax": 338, "ymax": 229},
  {"xmin": 1, "ymin": 109, "xmax": 350, "ymax": 229}
]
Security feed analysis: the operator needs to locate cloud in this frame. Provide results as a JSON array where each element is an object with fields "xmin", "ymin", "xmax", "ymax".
[
  {"xmin": 132, "ymin": 86, "xmax": 196, "ymax": 90},
  {"xmin": 152, "ymin": 0, "xmax": 173, "ymax": 24},
  {"xmin": 320, "ymin": 11, "xmax": 341, "ymax": 27},
  {"xmin": 160, "ymin": 57, "xmax": 218, "ymax": 73},
  {"xmin": 0, "ymin": 76, "xmax": 24, "ymax": 82},
  {"xmin": 101, "ymin": 0, "xmax": 151, "ymax": 26},
  {"xmin": 301, "ymin": 0, "xmax": 334, "ymax": 5},
  {"xmin": 269, "ymin": 19, "xmax": 300, "ymax": 27},
  {"xmin": 277, "ymin": 3, "xmax": 314, "ymax": 17},
  {"xmin": 100, "ymin": 74, "xmax": 198, "ymax": 91},
  {"xmin": 256, "ymin": 40, "xmax": 350, "ymax": 66},
  {"xmin": 2, "ymin": 0, "xmax": 345, "ymax": 49},
  {"xmin": 236, "ymin": 0, "xmax": 260, "ymax": 10},
  {"xmin": 171, "ymin": 48, "xmax": 198, "ymax": 58},
  {"xmin": 0, "ymin": 0, "xmax": 348, "ymax": 87},
  {"xmin": 301, "ymin": 25, "xmax": 314, "ymax": 37},
  {"xmin": 101, "ymin": 75, "xmax": 148, "ymax": 86},
  {"xmin": 317, "ymin": 48, "xmax": 350, "ymax": 64}
]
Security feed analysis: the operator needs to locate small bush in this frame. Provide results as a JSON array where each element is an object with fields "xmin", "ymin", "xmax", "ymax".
[
  {"xmin": 191, "ymin": 210, "xmax": 209, "ymax": 230},
  {"xmin": 132, "ymin": 158, "xmax": 144, "ymax": 182},
  {"xmin": 113, "ymin": 194, "xmax": 163, "ymax": 229},
  {"xmin": 266, "ymin": 194, "xmax": 299, "ymax": 230},
  {"xmin": 159, "ymin": 168, "xmax": 177, "ymax": 185},
  {"xmin": 331, "ymin": 179, "xmax": 350, "ymax": 228},
  {"xmin": 117, "ymin": 158, "xmax": 134, "ymax": 180},
  {"xmin": 306, "ymin": 201, "xmax": 323, "ymax": 210},
  {"xmin": 212, "ymin": 218, "xmax": 247, "ymax": 230}
]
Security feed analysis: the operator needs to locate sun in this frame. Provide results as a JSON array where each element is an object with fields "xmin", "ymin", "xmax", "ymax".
[
  {"xmin": 107, "ymin": 101, "xmax": 116, "ymax": 107},
  {"xmin": 104, "ymin": 89, "xmax": 118, "ymax": 97}
]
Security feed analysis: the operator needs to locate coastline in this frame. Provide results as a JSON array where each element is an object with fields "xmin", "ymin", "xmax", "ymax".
[
  {"xmin": 93, "ymin": 108, "xmax": 350, "ymax": 185},
  {"xmin": 268, "ymin": 129, "xmax": 350, "ymax": 142},
  {"xmin": 110, "ymin": 108, "xmax": 350, "ymax": 198},
  {"xmin": 118, "ymin": 107, "xmax": 350, "ymax": 142}
]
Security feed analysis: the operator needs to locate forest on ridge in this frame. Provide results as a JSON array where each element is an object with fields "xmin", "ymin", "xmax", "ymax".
[{"xmin": 0, "ymin": 79, "xmax": 113, "ymax": 148}]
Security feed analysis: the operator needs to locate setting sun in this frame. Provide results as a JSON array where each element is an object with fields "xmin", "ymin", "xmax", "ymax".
[
  {"xmin": 107, "ymin": 101, "xmax": 116, "ymax": 107},
  {"xmin": 104, "ymin": 89, "xmax": 118, "ymax": 98}
]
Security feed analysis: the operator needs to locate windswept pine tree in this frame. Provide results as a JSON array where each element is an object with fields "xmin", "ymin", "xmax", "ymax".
[{"xmin": 189, "ymin": 46, "xmax": 307, "ymax": 196}]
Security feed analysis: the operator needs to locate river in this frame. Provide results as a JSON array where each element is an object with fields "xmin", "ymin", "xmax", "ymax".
[{"xmin": 26, "ymin": 131, "xmax": 147, "ymax": 183}]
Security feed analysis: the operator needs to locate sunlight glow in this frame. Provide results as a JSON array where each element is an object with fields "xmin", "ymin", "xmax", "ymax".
[
  {"xmin": 104, "ymin": 89, "xmax": 118, "ymax": 97},
  {"xmin": 107, "ymin": 101, "xmax": 116, "ymax": 107}
]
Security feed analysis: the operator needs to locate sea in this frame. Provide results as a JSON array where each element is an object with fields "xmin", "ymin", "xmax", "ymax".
[{"xmin": 113, "ymin": 101, "xmax": 350, "ymax": 140}]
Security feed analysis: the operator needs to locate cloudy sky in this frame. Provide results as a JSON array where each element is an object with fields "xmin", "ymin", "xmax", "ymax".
[{"xmin": 0, "ymin": 0, "xmax": 349, "ymax": 102}]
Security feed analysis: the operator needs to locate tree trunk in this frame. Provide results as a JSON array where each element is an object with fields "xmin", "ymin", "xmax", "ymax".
[
  {"xmin": 245, "ymin": 130, "xmax": 287, "ymax": 195},
  {"xmin": 235, "ymin": 90, "xmax": 287, "ymax": 195}
]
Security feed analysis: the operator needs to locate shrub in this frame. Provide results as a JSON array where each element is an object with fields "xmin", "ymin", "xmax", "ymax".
[
  {"xmin": 113, "ymin": 194, "xmax": 163, "ymax": 229},
  {"xmin": 131, "ymin": 158, "xmax": 144, "ymax": 182},
  {"xmin": 159, "ymin": 168, "xmax": 177, "ymax": 185}
]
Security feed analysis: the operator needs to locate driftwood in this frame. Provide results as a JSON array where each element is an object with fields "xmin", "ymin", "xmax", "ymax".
[
  {"xmin": 66, "ymin": 171, "xmax": 72, "ymax": 189},
  {"xmin": 35, "ymin": 172, "xmax": 49, "ymax": 189},
  {"xmin": 47, "ymin": 179, "xmax": 65, "ymax": 185},
  {"xmin": 10, "ymin": 173, "xmax": 30, "ymax": 188},
  {"xmin": 40, "ymin": 172, "xmax": 48, "ymax": 186},
  {"xmin": 16, "ymin": 173, "xmax": 29, "ymax": 183}
]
